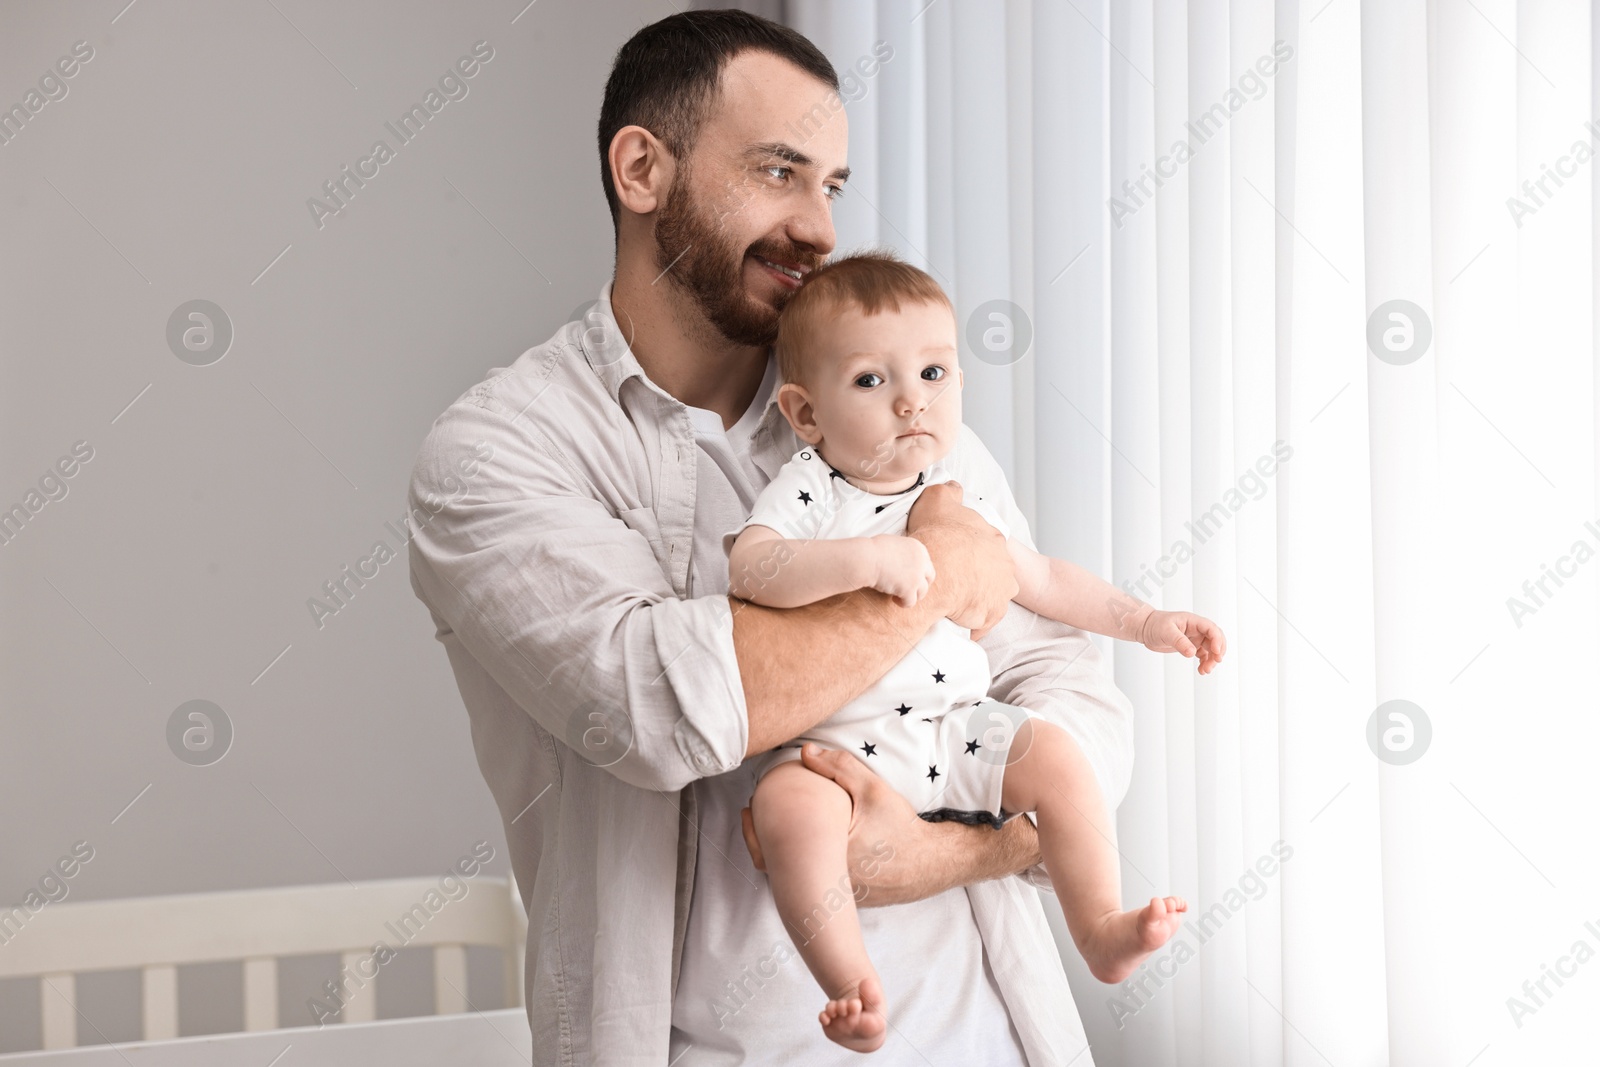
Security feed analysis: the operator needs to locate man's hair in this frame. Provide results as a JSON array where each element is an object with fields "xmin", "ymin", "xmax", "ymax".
[
  {"xmin": 597, "ymin": 10, "xmax": 838, "ymax": 232},
  {"xmin": 774, "ymin": 249, "xmax": 955, "ymax": 387}
]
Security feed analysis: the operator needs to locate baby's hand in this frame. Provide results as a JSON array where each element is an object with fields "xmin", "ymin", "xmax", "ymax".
[
  {"xmin": 868, "ymin": 535, "xmax": 936, "ymax": 607},
  {"xmin": 1139, "ymin": 610, "xmax": 1227, "ymax": 674}
]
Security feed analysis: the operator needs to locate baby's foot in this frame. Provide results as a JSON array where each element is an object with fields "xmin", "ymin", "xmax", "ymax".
[
  {"xmin": 1079, "ymin": 896, "xmax": 1188, "ymax": 984},
  {"xmin": 818, "ymin": 975, "xmax": 887, "ymax": 1053}
]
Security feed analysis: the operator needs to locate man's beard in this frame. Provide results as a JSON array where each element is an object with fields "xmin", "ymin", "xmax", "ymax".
[{"xmin": 652, "ymin": 170, "xmax": 819, "ymax": 348}]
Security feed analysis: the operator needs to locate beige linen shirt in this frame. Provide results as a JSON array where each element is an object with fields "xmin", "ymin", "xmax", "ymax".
[{"xmin": 407, "ymin": 282, "xmax": 1136, "ymax": 1066}]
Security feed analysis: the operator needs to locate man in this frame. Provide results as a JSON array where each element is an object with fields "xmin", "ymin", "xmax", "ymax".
[{"xmin": 407, "ymin": 10, "xmax": 1134, "ymax": 1065}]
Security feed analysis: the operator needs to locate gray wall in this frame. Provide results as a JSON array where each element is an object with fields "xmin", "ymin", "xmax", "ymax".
[{"xmin": 0, "ymin": 0, "xmax": 669, "ymax": 1047}]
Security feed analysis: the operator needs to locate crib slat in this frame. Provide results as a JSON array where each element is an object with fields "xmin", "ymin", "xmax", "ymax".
[
  {"xmin": 338, "ymin": 950, "xmax": 376, "ymax": 1022},
  {"xmin": 40, "ymin": 972, "xmax": 76, "ymax": 1049},
  {"xmin": 502, "ymin": 943, "xmax": 521, "ymax": 1009},
  {"xmin": 142, "ymin": 964, "xmax": 178, "ymax": 1040},
  {"xmin": 433, "ymin": 944, "xmax": 467, "ymax": 1014},
  {"xmin": 504, "ymin": 873, "xmax": 525, "ymax": 1009},
  {"xmin": 243, "ymin": 956, "xmax": 277, "ymax": 1030}
]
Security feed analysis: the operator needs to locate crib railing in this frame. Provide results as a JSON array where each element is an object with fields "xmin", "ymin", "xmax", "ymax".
[{"xmin": 0, "ymin": 874, "xmax": 527, "ymax": 1050}]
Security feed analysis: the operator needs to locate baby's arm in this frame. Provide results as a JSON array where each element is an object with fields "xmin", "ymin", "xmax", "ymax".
[
  {"xmin": 728, "ymin": 525, "xmax": 935, "ymax": 609},
  {"xmin": 1006, "ymin": 539, "xmax": 1227, "ymax": 673}
]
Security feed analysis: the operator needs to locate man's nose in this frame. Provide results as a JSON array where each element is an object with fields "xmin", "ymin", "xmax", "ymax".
[{"xmin": 785, "ymin": 191, "xmax": 837, "ymax": 258}]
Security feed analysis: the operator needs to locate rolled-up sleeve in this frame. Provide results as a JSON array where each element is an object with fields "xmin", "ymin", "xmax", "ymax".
[
  {"xmin": 947, "ymin": 426, "xmax": 1137, "ymax": 892},
  {"xmin": 406, "ymin": 382, "xmax": 749, "ymax": 794}
]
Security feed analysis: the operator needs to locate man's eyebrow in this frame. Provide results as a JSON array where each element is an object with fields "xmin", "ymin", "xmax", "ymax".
[{"xmin": 746, "ymin": 141, "xmax": 852, "ymax": 183}]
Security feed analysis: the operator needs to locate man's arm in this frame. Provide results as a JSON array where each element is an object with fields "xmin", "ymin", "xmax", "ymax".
[
  {"xmin": 735, "ymin": 483, "xmax": 1017, "ymax": 756},
  {"xmin": 406, "ymin": 390, "xmax": 755, "ymax": 794},
  {"xmin": 734, "ymin": 472, "xmax": 1058, "ymax": 904},
  {"xmin": 741, "ymin": 740, "xmax": 1042, "ymax": 906},
  {"xmin": 408, "ymin": 379, "xmax": 1018, "ymax": 792}
]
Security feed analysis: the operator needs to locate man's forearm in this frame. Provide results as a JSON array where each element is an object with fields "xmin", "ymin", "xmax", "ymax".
[
  {"xmin": 861, "ymin": 814, "xmax": 1044, "ymax": 907},
  {"xmin": 732, "ymin": 585, "xmax": 945, "ymax": 756},
  {"xmin": 735, "ymin": 491, "xmax": 1016, "ymax": 757}
]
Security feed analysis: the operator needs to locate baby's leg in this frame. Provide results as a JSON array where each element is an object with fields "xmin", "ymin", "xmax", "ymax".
[
  {"xmin": 750, "ymin": 758, "xmax": 887, "ymax": 1052},
  {"xmin": 999, "ymin": 718, "xmax": 1187, "ymax": 984}
]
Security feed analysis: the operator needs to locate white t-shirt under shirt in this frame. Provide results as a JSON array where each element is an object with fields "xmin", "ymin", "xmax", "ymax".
[{"xmin": 670, "ymin": 353, "xmax": 1028, "ymax": 1066}]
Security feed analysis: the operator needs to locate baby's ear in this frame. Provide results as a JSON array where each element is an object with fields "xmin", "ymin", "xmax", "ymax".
[{"xmin": 777, "ymin": 382, "xmax": 822, "ymax": 442}]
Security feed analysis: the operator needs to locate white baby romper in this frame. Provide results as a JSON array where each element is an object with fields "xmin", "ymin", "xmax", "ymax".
[{"xmin": 723, "ymin": 447, "xmax": 1031, "ymax": 827}]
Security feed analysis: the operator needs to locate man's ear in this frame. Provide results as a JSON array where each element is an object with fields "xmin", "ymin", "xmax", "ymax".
[
  {"xmin": 609, "ymin": 125, "xmax": 674, "ymax": 216},
  {"xmin": 777, "ymin": 382, "xmax": 823, "ymax": 445}
]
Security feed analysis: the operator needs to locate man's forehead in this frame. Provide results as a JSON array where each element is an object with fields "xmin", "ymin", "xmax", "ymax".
[{"xmin": 703, "ymin": 51, "xmax": 849, "ymax": 168}]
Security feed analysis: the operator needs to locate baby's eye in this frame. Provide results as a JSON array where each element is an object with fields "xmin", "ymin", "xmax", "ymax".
[
  {"xmin": 854, "ymin": 373, "xmax": 883, "ymax": 388},
  {"xmin": 921, "ymin": 365, "xmax": 946, "ymax": 381}
]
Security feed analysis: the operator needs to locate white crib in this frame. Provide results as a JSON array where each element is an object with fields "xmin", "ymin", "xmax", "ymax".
[{"xmin": 0, "ymin": 875, "xmax": 529, "ymax": 1065}]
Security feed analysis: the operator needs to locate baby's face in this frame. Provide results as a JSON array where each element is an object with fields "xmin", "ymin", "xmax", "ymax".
[{"xmin": 782, "ymin": 299, "xmax": 964, "ymax": 488}]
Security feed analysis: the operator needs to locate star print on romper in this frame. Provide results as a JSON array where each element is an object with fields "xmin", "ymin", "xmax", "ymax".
[
  {"xmin": 965, "ymin": 738, "xmax": 980, "ymax": 754},
  {"xmin": 797, "ymin": 490, "xmax": 811, "ymax": 504},
  {"xmin": 926, "ymin": 765, "xmax": 941, "ymax": 781},
  {"xmin": 932, "ymin": 670, "xmax": 946, "ymax": 683},
  {"xmin": 860, "ymin": 741, "xmax": 877, "ymax": 757},
  {"xmin": 895, "ymin": 703, "xmax": 912, "ymax": 716}
]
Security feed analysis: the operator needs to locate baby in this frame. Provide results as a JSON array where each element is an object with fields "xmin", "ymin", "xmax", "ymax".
[{"xmin": 724, "ymin": 251, "xmax": 1227, "ymax": 1053}]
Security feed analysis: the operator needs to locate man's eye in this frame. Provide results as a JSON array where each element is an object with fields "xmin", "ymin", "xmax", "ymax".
[
  {"xmin": 921, "ymin": 365, "xmax": 946, "ymax": 381},
  {"xmin": 825, "ymin": 185, "xmax": 845, "ymax": 201},
  {"xmin": 855, "ymin": 373, "xmax": 883, "ymax": 388},
  {"xmin": 764, "ymin": 165, "xmax": 789, "ymax": 181}
]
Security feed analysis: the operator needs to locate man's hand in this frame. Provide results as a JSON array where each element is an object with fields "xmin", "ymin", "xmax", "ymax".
[
  {"xmin": 905, "ymin": 481, "xmax": 1017, "ymax": 639},
  {"xmin": 741, "ymin": 744, "xmax": 936, "ymax": 906},
  {"xmin": 740, "ymin": 742, "xmax": 1046, "ymax": 905}
]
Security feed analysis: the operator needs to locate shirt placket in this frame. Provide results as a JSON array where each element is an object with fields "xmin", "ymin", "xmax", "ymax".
[{"xmin": 655, "ymin": 397, "xmax": 698, "ymax": 600}]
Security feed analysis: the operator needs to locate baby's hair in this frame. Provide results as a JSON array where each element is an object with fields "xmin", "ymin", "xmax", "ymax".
[{"xmin": 775, "ymin": 249, "xmax": 954, "ymax": 388}]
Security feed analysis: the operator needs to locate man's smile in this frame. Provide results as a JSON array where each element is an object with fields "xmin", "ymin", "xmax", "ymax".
[{"xmin": 751, "ymin": 252, "xmax": 807, "ymax": 288}]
